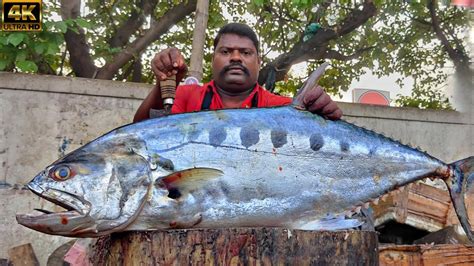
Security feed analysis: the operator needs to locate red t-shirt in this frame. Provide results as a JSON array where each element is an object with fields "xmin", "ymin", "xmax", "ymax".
[{"xmin": 171, "ymin": 80, "xmax": 292, "ymax": 114}]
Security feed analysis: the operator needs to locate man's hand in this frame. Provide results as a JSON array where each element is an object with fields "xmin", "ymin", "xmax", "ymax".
[
  {"xmin": 151, "ymin": 48, "xmax": 188, "ymax": 83},
  {"xmin": 301, "ymin": 85, "xmax": 342, "ymax": 120}
]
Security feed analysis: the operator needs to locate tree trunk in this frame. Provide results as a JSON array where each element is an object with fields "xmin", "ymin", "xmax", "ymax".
[
  {"xmin": 91, "ymin": 228, "xmax": 378, "ymax": 265},
  {"xmin": 188, "ymin": 0, "xmax": 209, "ymax": 82}
]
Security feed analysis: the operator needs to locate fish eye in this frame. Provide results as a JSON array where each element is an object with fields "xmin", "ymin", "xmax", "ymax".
[{"xmin": 50, "ymin": 166, "xmax": 73, "ymax": 181}]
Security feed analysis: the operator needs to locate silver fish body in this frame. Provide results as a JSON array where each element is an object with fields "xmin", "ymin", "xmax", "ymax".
[{"xmin": 16, "ymin": 106, "xmax": 474, "ymax": 239}]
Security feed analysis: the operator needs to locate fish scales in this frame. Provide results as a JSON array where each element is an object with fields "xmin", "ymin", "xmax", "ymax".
[
  {"xmin": 16, "ymin": 62, "xmax": 474, "ymax": 238},
  {"xmin": 18, "ymin": 104, "xmax": 474, "ymax": 239},
  {"xmin": 130, "ymin": 107, "xmax": 444, "ymax": 225}
]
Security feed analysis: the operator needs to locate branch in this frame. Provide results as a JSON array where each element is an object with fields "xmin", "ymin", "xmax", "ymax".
[
  {"xmin": 132, "ymin": 59, "xmax": 142, "ymax": 82},
  {"xmin": 109, "ymin": 0, "xmax": 158, "ymax": 48},
  {"xmin": 96, "ymin": 0, "xmax": 197, "ymax": 79},
  {"xmin": 324, "ymin": 46, "xmax": 375, "ymax": 61},
  {"xmin": 258, "ymin": 0, "xmax": 377, "ymax": 85},
  {"xmin": 60, "ymin": 0, "xmax": 98, "ymax": 78},
  {"xmin": 309, "ymin": 1, "xmax": 330, "ymax": 23},
  {"xmin": 427, "ymin": 0, "xmax": 469, "ymax": 73}
]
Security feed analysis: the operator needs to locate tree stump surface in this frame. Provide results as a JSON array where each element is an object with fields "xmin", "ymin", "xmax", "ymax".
[{"xmin": 91, "ymin": 228, "xmax": 378, "ymax": 265}]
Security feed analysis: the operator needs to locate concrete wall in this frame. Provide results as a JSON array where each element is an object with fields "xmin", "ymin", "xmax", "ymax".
[{"xmin": 0, "ymin": 72, "xmax": 472, "ymax": 264}]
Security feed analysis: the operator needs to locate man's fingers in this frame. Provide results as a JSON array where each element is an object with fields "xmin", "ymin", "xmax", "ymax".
[
  {"xmin": 307, "ymin": 93, "xmax": 331, "ymax": 113},
  {"xmin": 325, "ymin": 109, "xmax": 343, "ymax": 120},
  {"xmin": 302, "ymin": 86, "xmax": 324, "ymax": 106},
  {"xmin": 151, "ymin": 48, "xmax": 189, "ymax": 81},
  {"xmin": 151, "ymin": 58, "xmax": 168, "ymax": 81},
  {"xmin": 321, "ymin": 101, "xmax": 338, "ymax": 115},
  {"xmin": 303, "ymin": 86, "xmax": 343, "ymax": 120},
  {"xmin": 169, "ymin": 48, "xmax": 185, "ymax": 69},
  {"xmin": 159, "ymin": 52, "xmax": 173, "ymax": 74}
]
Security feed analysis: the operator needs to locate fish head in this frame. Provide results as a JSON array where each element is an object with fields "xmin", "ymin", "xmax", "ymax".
[{"xmin": 16, "ymin": 138, "xmax": 153, "ymax": 237}]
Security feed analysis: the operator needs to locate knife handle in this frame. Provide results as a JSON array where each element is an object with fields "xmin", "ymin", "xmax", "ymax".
[{"xmin": 160, "ymin": 75, "xmax": 176, "ymax": 112}]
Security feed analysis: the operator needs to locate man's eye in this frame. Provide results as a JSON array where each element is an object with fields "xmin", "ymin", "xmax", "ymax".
[{"xmin": 221, "ymin": 50, "xmax": 229, "ymax": 55}]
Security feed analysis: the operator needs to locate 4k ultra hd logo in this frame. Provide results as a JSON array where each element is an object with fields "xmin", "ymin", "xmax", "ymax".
[{"xmin": 1, "ymin": 0, "xmax": 42, "ymax": 31}]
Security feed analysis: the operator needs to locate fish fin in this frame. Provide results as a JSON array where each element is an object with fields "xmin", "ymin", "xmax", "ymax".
[
  {"xmin": 161, "ymin": 167, "xmax": 224, "ymax": 196},
  {"xmin": 292, "ymin": 62, "xmax": 330, "ymax": 108},
  {"xmin": 292, "ymin": 215, "xmax": 364, "ymax": 231},
  {"xmin": 446, "ymin": 156, "xmax": 474, "ymax": 242}
]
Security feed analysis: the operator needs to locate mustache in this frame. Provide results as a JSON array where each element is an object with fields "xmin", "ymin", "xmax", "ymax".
[{"xmin": 220, "ymin": 63, "xmax": 250, "ymax": 76}]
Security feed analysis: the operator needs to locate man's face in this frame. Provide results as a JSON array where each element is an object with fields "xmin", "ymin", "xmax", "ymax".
[{"xmin": 212, "ymin": 34, "xmax": 261, "ymax": 94}]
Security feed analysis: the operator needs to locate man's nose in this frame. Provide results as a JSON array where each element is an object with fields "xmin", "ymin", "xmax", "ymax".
[{"xmin": 230, "ymin": 50, "xmax": 242, "ymax": 62}]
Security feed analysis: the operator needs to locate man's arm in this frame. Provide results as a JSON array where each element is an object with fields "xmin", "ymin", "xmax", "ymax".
[
  {"xmin": 133, "ymin": 84, "xmax": 164, "ymax": 123},
  {"xmin": 133, "ymin": 48, "xmax": 188, "ymax": 123}
]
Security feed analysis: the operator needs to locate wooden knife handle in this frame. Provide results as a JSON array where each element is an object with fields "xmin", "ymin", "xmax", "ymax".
[{"xmin": 160, "ymin": 75, "xmax": 176, "ymax": 112}]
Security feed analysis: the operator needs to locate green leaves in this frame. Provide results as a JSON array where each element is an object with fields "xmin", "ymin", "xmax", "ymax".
[
  {"xmin": 0, "ymin": 60, "xmax": 8, "ymax": 71},
  {"xmin": 7, "ymin": 33, "xmax": 26, "ymax": 47},
  {"xmin": 16, "ymin": 60, "xmax": 38, "ymax": 72},
  {"xmin": 0, "ymin": 0, "xmax": 468, "ymax": 109},
  {"xmin": 395, "ymin": 87, "xmax": 453, "ymax": 110},
  {"xmin": 0, "ymin": 3, "xmax": 64, "ymax": 75}
]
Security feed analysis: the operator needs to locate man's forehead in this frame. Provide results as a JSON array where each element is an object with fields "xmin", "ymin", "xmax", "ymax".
[{"xmin": 215, "ymin": 34, "xmax": 256, "ymax": 50}]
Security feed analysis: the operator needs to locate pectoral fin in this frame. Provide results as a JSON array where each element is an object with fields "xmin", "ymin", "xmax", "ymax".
[{"xmin": 160, "ymin": 167, "xmax": 223, "ymax": 197}]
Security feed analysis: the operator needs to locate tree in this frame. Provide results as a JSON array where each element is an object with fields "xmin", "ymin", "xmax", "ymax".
[{"xmin": 0, "ymin": 0, "xmax": 469, "ymax": 109}]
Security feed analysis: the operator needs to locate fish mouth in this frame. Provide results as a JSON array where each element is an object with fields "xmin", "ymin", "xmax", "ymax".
[
  {"xmin": 28, "ymin": 181, "xmax": 91, "ymax": 215},
  {"xmin": 16, "ymin": 180, "xmax": 94, "ymax": 236}
]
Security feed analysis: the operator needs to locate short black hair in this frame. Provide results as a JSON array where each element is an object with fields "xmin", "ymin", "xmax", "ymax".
[{"xmin": 213, "ymin": 23, "xmax": 259, "ymax": 54}]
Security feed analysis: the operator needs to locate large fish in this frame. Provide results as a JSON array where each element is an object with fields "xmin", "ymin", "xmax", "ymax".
[{"xmin": 16, "ymin": 65, "xmax": 474, "ymax": 240}]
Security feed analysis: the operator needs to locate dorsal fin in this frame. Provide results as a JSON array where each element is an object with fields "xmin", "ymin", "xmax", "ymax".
[{"xmin": 292, "ymin": 62, "xmax": 330, "ymax": 108}]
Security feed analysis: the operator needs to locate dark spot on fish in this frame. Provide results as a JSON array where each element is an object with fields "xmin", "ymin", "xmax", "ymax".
[
  {"xmin": 240, "ymin": 127, "xmax": 260, "ymax": 148},
  {"xmin": 205, "ymin": 188, "xmax": 220, "ymax": 197},
  {"xmin": 271, "ymin": 129, "xmax": 287, "ymax": 148},
  {"xmin": 157, "ymin": 157, "xmax": 174, "ymax": 171},
  {"xmin": 187, "ymin": 124, "xmax": 200, "ymax": 141},
  {"xmin": 340, "ymin": 141, "xmax": 350, "ymax": 152},
  {"xmin": 168, "ymin": 187, "xmax": 181, "ymax": 199},
  {"xmin": 278, "ymin": 166, "xmax": 283, "ymax": 171},
  {"xmin": 123, "ymin": 137, "xmax": 145, "ymax": 151},
  {"xmin": 368, "ymin": 148, "xmax": 376, "ymax": 157},
  {"xmin": 219, "ymin": 181, "xmax": 230, "ymax": 195},
  {"xmin": 209, "ymin": 127, "xmax": 227, "ymax": 147},
  {"xmin": 309, "ymin": 133, "xmax": 324, "ymax": 151}
]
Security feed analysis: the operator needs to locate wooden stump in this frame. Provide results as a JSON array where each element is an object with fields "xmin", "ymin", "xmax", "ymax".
[{"xmin": 90, "ymin": 228, "xmax": 378, "ymax": 265}]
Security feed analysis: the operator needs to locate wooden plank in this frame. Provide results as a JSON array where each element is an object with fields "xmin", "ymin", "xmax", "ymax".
[
  {"xmin": 8, "ymin": 243, "xmax": 39, "ymax": 266},
  {"xmin": 410, "ymin": 182, "xmax": 450, "ymax": 202},
  {"xmin": 372, "ymin": 181, "xmax": 474, "ymax": 232},
  {"xmin": 394, "ymin": 187, "xmax": 410, "ymax": 224},
  {"xmin": 407, "ymin": 193, "xmax": 449, "ymax": 221},
  {"xmin": 380, "ymin": 244, "xmax": 474, "ymax": 266}
]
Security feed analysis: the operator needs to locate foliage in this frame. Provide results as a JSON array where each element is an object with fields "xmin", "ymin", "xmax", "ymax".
[
  {"xmin": 395, "ymin": 86, "xmax": 453, "ymax": 110},
  {"xmin": 0, "ymin": 3, "xmax": 64, "ymax": 73},
  {"xmin": 0, "ymin": 0, "xmax": 469, "ymax": 110}
]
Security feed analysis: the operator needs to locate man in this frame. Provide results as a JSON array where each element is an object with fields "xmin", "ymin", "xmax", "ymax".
[{"xmin": 134, "ymin": 23, "xmax": 342, "ymax": 122}]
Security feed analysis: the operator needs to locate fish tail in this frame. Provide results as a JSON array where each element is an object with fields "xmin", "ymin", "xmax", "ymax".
[{"xmin": 446, "ymin": 156, "xmax": 474, "ymax": 242}]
